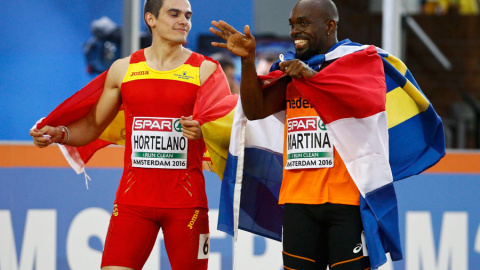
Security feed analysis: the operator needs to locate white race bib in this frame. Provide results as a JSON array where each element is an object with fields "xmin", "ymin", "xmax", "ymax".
[
  {"xmin": 285, "ymin": 116, "xmax": 333, "ymax": 170},
  {"xmin": 131, "ymin": 117, "xmax": 187, "ymax": 169}
]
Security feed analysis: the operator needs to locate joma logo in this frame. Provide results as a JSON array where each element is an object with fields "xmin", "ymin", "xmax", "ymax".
[{"xmin": 130, "ymin": 70, "xmax": 149, "ymax": 76}]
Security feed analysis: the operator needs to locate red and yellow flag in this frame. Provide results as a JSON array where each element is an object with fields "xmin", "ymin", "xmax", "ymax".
[{"xmin": 36, "ymin": 63, "xmax": 237, "ymax": 180}]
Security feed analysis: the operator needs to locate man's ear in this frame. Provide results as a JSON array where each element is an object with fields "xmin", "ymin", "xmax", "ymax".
[
  {"xmin": 325, "ymin": 19, "xmax": 336, "ymax": 35},
  {"xmin": 145, "ymin": 12, "xmax": 155, "ymax": 29}
]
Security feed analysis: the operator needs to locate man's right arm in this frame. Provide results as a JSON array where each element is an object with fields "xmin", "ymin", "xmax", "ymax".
[
  {"xmin": 30, "ymin": 57, "xmax": 129, "ymax": 148},
  {"xmin": 239, "ymin": 52, "xmax": 287, "ymax": 120}
]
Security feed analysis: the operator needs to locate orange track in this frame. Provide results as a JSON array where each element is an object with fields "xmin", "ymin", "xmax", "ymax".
[
  {"xmin": 1, "ymin": 144, "xmax": 479, "ymax": 173},
  {"xmin": 0, "ymin": 144, "xmax": 123, "ymax": 168},
  {"xmin": 424, "ymin": 151, "xmax": 480, "ymax": 174}
]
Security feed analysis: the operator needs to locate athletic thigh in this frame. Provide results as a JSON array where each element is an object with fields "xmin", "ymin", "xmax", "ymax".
[
  {"xmin": 326, "ymin": 204, "xmax": 370, "ymax": 270},
  {"xmin": 101, "ymin": 204, "xmax": 160, "ymax": 270},
  {"xmin": 161, "ymin": 208, "xmax": 210, "ymax": 270},
  {"xmin": 282, "ymin": 203, "xmax": 328, "ymax": 270}
]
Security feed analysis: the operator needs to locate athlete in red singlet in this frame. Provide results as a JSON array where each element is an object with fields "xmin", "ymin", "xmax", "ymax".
[{"xmin": 29, "ymin": 0, "xmax": 227, "ymax": 269}]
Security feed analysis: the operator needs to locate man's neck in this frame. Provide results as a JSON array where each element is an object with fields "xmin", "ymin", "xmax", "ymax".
[{"xmin": 144, "ymin": 41, "xmax": 190, "ymax": 71}]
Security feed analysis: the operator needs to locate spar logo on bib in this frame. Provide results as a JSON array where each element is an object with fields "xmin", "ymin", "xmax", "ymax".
[
  {"xmin": 287, "ymin": 117, "xmax": 317, "ymax": 132},
  {"xmin": 133, "ymin": 118, "xmax": 173, "ymax": 131}
]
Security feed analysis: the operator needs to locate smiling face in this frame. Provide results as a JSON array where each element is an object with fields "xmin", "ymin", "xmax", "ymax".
[
  {"xmin": 289, "ymin": 0, "xmax": 337, "ymax": 60},
  {"xmin": 146, "ymin": 0, "xmax": 192, "ymax": 44}
]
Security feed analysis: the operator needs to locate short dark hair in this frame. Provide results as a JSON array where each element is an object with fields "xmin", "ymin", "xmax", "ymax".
[{"xmin": 144, "ymin": 0, "xmax": 164, "ymax": 34}]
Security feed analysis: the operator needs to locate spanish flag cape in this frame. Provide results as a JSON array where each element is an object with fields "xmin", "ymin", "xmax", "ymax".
[
  {"xmin": 35, "ymin": 58, "xmax": 237, "ymax": 181},
  {"xmin": 218, "ymin": 40, "xmax": 446, "ymax": 269}
]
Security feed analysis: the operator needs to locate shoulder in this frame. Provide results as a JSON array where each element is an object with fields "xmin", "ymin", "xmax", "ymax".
[
  {"xmin": 107, "ymin": 57, "xmax": 130, "ymax": 80},
  {"xmin": 199, "ymin": 57, "xmax": 218, "ymax": 85},
  {"xmin": 110, "ymin": 56, "xmax": 130, "ymax": 74},
  {"xmin": 105, "ymin": 56, "xmax": 131, "ymax": 88},
  {"xmin": 200, "ymin": 58, "xmax": 218, "ymax": 72}
]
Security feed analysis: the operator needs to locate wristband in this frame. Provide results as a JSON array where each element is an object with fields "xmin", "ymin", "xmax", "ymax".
[
  {"xmin": 64, "ymin": 126, "xmax": 70, "ymax": 144},
  {"xmin": 57, "ymin": 126, "xmax": 66, "ymax": 145},
  {"xmin": 57, "ymin": 126, "xmax": 70, "ymax": 145}
]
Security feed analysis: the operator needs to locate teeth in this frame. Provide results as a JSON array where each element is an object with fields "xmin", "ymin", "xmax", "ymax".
[{"xmin": 294, "ymin": 40, "xmax": 307, "ymax": 46}]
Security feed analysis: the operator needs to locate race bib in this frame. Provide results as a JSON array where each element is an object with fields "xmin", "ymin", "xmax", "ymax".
[
  {"xmin": 197, "ymin": 233, "xmax": 210, "ymax": 259},
  {"xmin": 285, "ymin": 116, "xmax": 333, "ymax": 170},
  {"xmin": 131, "ymin": 117, "xmax": 187, "ymax": 169}
]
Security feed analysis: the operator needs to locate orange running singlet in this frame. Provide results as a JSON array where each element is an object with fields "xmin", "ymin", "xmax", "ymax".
[{"xmin": 279, "ymin": 82, "xmax": 360, "ymax": 206}]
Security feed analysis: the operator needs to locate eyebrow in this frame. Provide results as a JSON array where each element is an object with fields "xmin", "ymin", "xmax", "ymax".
[
  {"xmin": 289, "ymin": 16, "xmax": 309, "ymax": 22},
  {"xmin": 295, "ymin": 16, "xmax": 309, "ymax": 21},
  {"xmin": 167, "ymin": 8, "xmax": 193, "ymax": 16}
]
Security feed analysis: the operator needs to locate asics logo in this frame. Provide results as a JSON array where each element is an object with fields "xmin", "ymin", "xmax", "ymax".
[{"xmin": 353, "ymin": 243, "xmax": 362, "ymax": 253}]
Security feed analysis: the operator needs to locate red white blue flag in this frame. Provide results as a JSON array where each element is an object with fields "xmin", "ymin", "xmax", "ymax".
[{"xmin": 218, "ymin": 43, "xmax": 445, "ymax": 269}]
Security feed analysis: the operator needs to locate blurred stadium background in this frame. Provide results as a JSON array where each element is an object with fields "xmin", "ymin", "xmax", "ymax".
[{"xmin": 1, "ymin": 0, "xmax": 479, "ymax": 269}]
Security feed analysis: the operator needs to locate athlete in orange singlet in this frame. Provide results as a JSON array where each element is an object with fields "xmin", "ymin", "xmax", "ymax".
[{"xmin": 210, "ymin": 0, "xmax": 371, "ymax": 269}]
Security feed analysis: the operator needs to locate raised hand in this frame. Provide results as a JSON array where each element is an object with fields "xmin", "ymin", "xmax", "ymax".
[{"xmin": 209, "ymin": 20, "xmax": 256, "ymax": 58}]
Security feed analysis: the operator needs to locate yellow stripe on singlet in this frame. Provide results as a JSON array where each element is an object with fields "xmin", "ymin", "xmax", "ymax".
[{"xmin": 122, "ymin": 61, "xmax": 201, "ymax": 85}]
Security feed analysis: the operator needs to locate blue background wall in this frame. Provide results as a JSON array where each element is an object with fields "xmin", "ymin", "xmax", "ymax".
[
  {"xmin": 1, "ymin": 168, "xmax": 480, "ymax": 269},
  {"xmin": 0, "ymin": 0, "xmax": 253, "ymax": 141}
]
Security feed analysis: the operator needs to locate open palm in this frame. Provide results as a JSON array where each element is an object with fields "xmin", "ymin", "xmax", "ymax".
[{"xmin": 210, "ymin": 20, "xmax": 256, "ymax": 58}]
